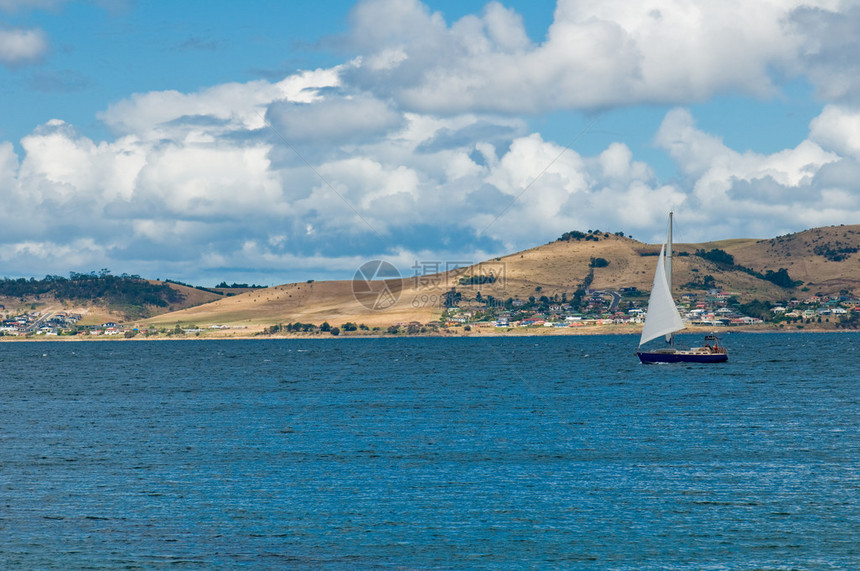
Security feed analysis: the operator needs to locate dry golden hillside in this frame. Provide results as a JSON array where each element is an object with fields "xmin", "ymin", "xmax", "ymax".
[
  {"xmin": 143, "ymin": 225, "xmax": 860, "ymax": 329},
  {"xmin": 145, "ymin": 279, "xmax": 442, "ymax": 331},
  {"xmin": 153, "ymin": 281, "xmax": 224, "ymax": 311},
  {"xmin": 700, "ymin": 225, "xmax": 860, "ymax": 294}
]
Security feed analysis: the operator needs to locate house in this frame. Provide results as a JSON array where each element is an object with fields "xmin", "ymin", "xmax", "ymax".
[{"xmin": 731, "ymin": 316, "xmax": 761, "ymax": 325}]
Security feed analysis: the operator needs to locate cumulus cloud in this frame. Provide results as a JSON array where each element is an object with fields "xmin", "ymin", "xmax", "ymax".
[
  {"xmin": 343, "ymin": 0, "xmax": 836, "ymax": 114},
  {"xmin": 809, "ymin": 105, "xmax": 860, "ymax": 160},
  {"xmin": 653, "ymin": 107, "xmax": 856, "ymax": 240},
  {"xmin": 5, "ymin": 79, "xmax": 859, "ymax": 283},
  {"xmin": 98, "ymin": 67, "xmax": 341, "ymax": 138}
]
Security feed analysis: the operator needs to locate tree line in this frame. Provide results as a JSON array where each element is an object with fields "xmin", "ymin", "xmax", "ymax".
[{"xmin": 0, "ymin": 271, "xmax": 184, "ymax": 310}]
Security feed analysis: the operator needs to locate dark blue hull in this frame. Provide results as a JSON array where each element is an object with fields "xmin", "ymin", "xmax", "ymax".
[{"xmin": 637, "ymin": 351, "xmax": 728, "ymax": 364}]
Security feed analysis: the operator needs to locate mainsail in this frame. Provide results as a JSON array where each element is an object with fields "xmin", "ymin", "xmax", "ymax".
[{"xmin": 639, "ymin": 244, "xmax": 685, "ymax": 346}]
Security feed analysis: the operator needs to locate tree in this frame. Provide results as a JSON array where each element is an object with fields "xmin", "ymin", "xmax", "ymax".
[
  {"xmin": 738, "ymin": 299, "xmax": 772, "ymax": 320},
  {"xmin": 764, "ymin": 268, "xmax": 799, "ymax": 289},
  {"xmin": 320, "ymin": 321, "xmax": 331, "ymax": 332},
  {"xmin": 442, "ymin": 289, "xmax": 461, "ymax": 308},
  {"xmin": 696, "ymin": 248, "xmax": 735, "ymax": 266}
]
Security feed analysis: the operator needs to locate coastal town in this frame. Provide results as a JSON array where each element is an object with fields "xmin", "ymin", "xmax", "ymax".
[
  {"xmin": 2, "ymin": 287, "xmax": 858, "ymax": 338},
  {"xmin": 441, "ymin": 288, "xmax": 860, "ymax": 331}
]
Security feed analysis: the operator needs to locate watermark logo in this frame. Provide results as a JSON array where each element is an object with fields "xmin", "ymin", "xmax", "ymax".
[
  {"xmin": 409, "ymin": 260, "xmax": 507, "ymax": 308},
  {"xmin": 412, "ymin": 260, "xmax": 506, "ymax": 291},
  {"xmin": 352, "ymin": 260, "xmax": 402, "ymax": 310}
]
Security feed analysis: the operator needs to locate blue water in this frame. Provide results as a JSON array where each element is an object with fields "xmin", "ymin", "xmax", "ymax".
[{"xmin": 1, "ymin": 333, "xmax": 858, "ymax": 569}]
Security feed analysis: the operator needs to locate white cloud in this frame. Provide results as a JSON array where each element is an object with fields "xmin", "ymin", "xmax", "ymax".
[
  {"xmin": 653, "ymin": 106, "xmax": 855, "ymax": 240},
  {"xmin": 133, "ymin": 143, "xmax": 285, "ymax": 219},
  {"xmin": 809, "ymin": 104, "xmax": 860, "ymax": 160},
  {"xmin": 657, "ymin": 107, "xmax": 838, "ymax": 194},
  {"xmin": 472, "ymin": 134, "xmax": 687, "ymax": 247},
  {"xmin": 17, "ymin": 120, "xmax": 149, "ymax": 213},
  {"xmin": 0, "ymin": 27, "xmax": 47, "ymax": 67},
  {"xmin": 344, "ymin": 0, "xmax": 838, "ymax": 114},
  {"xmin": 98, "ymin": 67, "xmax": 341, "ymax": 138},
  {"xmin": 6, "ymin": 82, "xmax": 857, "ymax": 283}
]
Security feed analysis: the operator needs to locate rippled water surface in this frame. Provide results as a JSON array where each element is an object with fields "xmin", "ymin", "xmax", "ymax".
[{"xmin": 1, "ymin": 333, "xmax": 858, "ymax": 569}]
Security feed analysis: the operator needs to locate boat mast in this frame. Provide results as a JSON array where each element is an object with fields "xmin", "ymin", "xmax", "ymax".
[
  {"xmin": 666, "ymin": 212, "xmax": 673, "ymax": 289},
  {"xmin": 666, "ymin": 212, "xmax": 674, "ymax": 345}
]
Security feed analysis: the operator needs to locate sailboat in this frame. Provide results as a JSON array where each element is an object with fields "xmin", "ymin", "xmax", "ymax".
[{"xmin": 636, "ymin": 212, "xmax": 728, "ymax": 364}]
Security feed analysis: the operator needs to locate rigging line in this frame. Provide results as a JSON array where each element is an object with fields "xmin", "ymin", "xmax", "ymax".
[
  {"xmin": 477, "ymin": 113, "xmax": 602, "ymax": 238},
  {"xmin": 255, "ymin": 110, "xmax": 386, "ymax": 242}
]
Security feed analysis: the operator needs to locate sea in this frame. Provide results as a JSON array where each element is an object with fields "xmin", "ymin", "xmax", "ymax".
[{"xmin": 1, "ymin": 332, "xmax": 857, "ymax": 570}]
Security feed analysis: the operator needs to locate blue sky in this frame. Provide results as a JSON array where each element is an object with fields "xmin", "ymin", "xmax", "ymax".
[{"xmin": 1, "ymin": 0, "xmax": 858, "ymax": 285}]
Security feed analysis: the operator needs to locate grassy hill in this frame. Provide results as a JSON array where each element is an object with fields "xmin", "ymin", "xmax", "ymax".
[{"xmin": 142, "ymin": 224, "xmax": 860, "ymax": 331}]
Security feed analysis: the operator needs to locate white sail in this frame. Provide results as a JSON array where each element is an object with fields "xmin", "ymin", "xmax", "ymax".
[{"xmin": 639, "ymin": 244, "xmax": 685, "ymax": 346}]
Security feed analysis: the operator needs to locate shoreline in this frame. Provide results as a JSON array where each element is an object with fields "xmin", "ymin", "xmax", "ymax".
[{"xmin": 2, "ymin": 323, "xmax": 857, "ymax": 342}]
